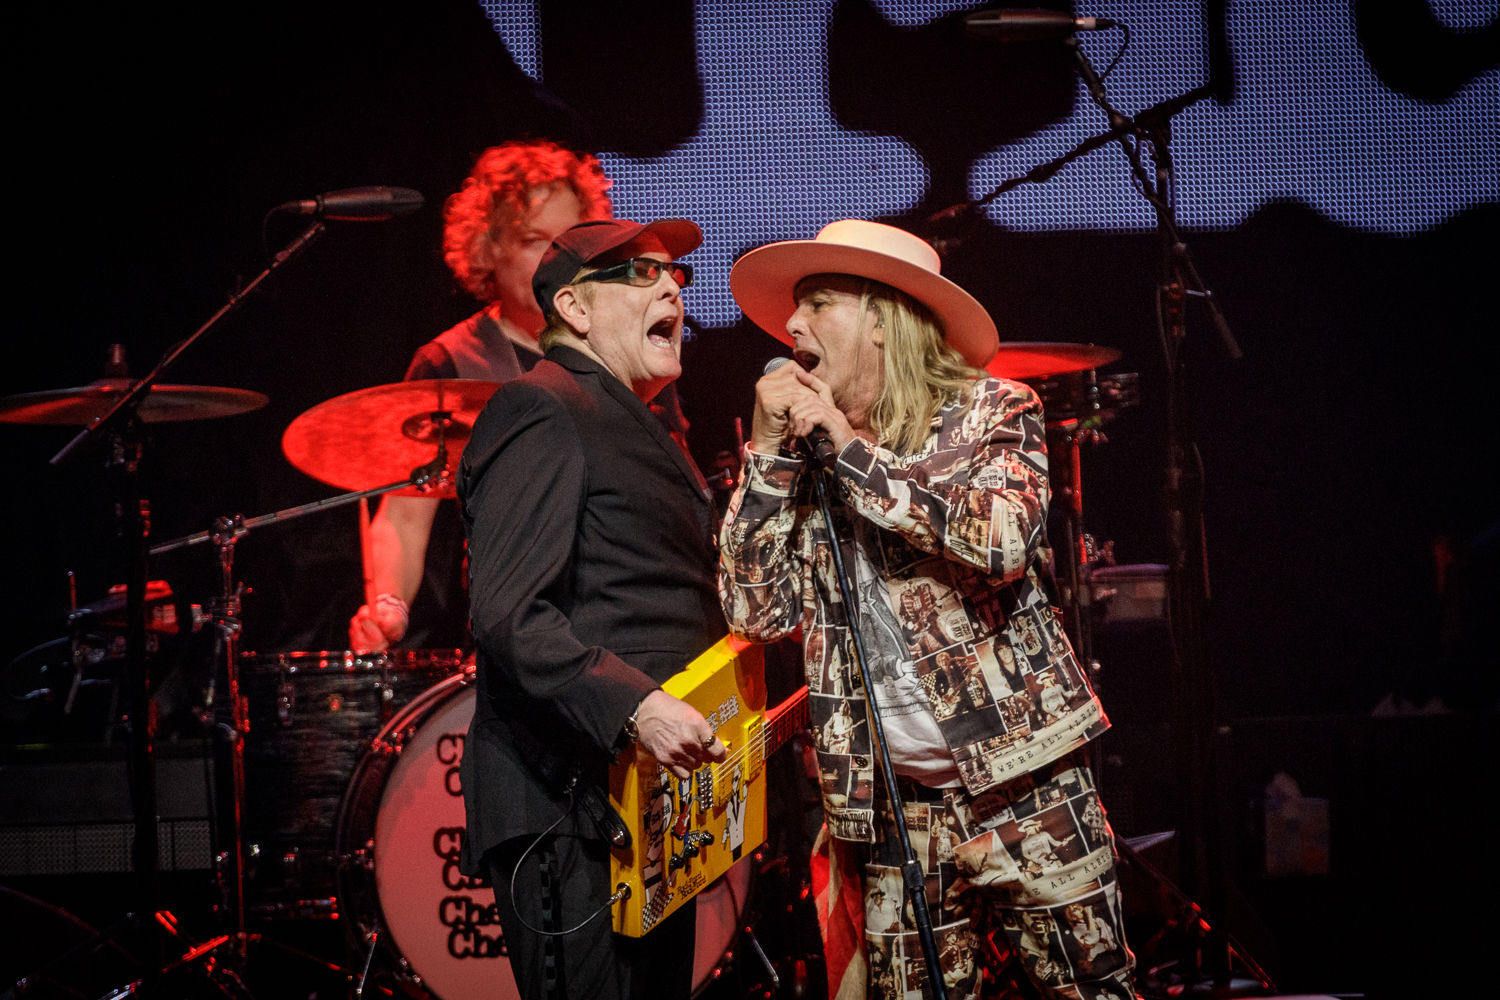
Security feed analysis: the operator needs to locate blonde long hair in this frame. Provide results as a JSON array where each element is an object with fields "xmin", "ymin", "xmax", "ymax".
[{"xmin": 861, "ymin": 280, "xmax": 987, "ymax": 455}]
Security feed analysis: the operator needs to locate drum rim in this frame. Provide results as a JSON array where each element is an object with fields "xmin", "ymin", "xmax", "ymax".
[{"xmin": 240, "ymin": 648, "xmax": 468, "ymax": 673}]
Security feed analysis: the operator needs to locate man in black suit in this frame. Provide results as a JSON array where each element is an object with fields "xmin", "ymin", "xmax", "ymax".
[{"xmin": 456, "ymin": 218, "xmax": 728, "ymax": 1000}]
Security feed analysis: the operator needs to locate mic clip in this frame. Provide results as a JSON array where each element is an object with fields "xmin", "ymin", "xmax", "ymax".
[{"xmin": 802, "ymin": 431, "xmax": 839, "ymax": 470}]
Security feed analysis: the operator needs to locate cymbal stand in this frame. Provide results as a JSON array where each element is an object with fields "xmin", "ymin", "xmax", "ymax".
[
  {"xmin": 150, "ymin": 473, "xmax": 433, "ymax": 954},
  {"xmin": 1046, "ymin": 377, "xmax": 1101, "ymax": 674},
  {"xmin": 1044, "ymin": 376, "xmax": 1104, "ymax": 793}
]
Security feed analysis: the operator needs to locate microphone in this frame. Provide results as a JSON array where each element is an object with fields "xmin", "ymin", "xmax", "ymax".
[
  {"xmin": 963, "ymin": 8, "xmax": 1117, "ymax": 41},
  {"xmin": 273, "ymin": 186, "xmax": 425, "ymax": 221},
  {"xmin": 765, "ymin": 357, "xmax": 838, "ymax": 468}
]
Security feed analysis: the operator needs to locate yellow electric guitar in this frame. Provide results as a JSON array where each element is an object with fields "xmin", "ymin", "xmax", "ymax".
[{"xmin": 608, "ymin": 635, "xmax": 809, "ymax": 937}]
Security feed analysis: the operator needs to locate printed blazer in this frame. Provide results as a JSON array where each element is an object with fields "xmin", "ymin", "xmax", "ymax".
[{"xmin": 718, "ymin": 378, "xmax": 1109, "ymax": 843}]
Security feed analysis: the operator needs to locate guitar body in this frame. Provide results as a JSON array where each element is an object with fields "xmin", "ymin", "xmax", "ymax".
[{"xmin": 610, "ymin": 635, "xmax": 792, "ymax": 938}]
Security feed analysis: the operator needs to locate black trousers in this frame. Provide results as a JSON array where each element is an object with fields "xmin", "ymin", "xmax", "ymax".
[{"xmin": 489, "ymin": 834, "xmax": 696, "ymax": 1000}]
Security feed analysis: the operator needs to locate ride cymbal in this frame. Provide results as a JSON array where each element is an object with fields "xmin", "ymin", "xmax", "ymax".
[
  {"xmin": 281, "ymin": 379, "xmax": 500, "ymax": 499},
  {"xmin": 0, "ymin": 379, "xmax": 269, "ymax": 425}
]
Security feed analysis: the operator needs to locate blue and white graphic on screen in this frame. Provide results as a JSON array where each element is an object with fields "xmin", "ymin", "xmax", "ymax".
[{"xmin": 482, "ymin": 1, "xmax": 1498, "ymax": 327}]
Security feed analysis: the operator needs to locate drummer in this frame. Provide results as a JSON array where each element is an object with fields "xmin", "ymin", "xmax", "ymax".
[{"xmin": 349, "ymin": 141, "xmax": 613, "ymax": 651}]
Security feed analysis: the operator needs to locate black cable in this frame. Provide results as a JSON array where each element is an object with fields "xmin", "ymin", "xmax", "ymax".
[
  {"xmin": 507, "ymin": 792, "xmax": 631, "ymax": 937},
  {"xmin": 4, "ymin": 636, "xmax": 71, "ymax": 670},
  {"xmin": 1098, "ymin": 21, "xmax": 1130, "ymax": 81}
]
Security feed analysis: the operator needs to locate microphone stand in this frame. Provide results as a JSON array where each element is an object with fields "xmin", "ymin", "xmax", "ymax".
[
  {"xmin": 805, "ymin": 450, "xmax": 948, "ymax": 1000},
  {"xmin": 1063, "ymin": 35, "xmax": 1255, "ymax": 995},
  {"xmin": 929, "ymin": 29, "xmax": 1263, "ymax": 994},
  {"xmin": 44, "ymin": 220, "xmax": 325, "ymax": 987}
]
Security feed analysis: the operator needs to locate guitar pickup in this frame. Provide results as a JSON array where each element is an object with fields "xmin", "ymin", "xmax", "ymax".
[
  {"xmin": 746, "ymin": 718, "xmax": 764, "ymax": 779},
  {"xmin": 695, "ymin": 765, "xmax": 713, "ymax": 812}
]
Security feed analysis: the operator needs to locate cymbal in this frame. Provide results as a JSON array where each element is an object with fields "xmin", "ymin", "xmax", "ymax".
[
  {"xmin": 0, "ymin": 378, "xmax": 269, "ymax": 425},
  {"xmin": 79, "ymin": 580, "xmax": 180, "ymax": 634},
  {"xmin": 986, "ymin": 342, "xmax": 1122, "ymax": 380},
  {"xmin": 281, "ymin": 379, "xmax": 501, "ymax": 499}
]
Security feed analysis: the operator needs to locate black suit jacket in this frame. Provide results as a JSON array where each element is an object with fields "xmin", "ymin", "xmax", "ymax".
[{"xmin": 456, "ymin": 346, "xmax": 726, "ymax": 874}]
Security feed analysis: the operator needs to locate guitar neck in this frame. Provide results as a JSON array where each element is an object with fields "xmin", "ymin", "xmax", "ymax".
[{"xmin": 761, "ymin": 685, "xmax": 810, "ymax": 757}]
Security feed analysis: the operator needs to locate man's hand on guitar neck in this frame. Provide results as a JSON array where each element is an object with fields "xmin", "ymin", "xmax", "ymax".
[{"xmin": 634, "ymin": 689, "xmax": 727, "ymax": 779}]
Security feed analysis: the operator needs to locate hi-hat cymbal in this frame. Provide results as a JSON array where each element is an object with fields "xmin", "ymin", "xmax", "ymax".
[
  {"xmin": 0, "ymin": 378, "xmax": 269, "ymax": 425},
  {"xmin": 986, "ymin": 342, "xmax": 1122, "ymax": 380},
  {"xmin": 281, "ymin": 379, "xmax": 501, "ymax": 499}
]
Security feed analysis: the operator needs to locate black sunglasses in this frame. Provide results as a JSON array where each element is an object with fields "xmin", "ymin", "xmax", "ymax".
[{"xmin": 575, "ymin": 257, "xmax": 693, "ymax": 289}]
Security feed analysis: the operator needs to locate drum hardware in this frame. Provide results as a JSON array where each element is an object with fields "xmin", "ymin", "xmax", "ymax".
[
  {"xmin": 275, "ymin": 677, "xmax": 295, "ymax": 725},
  {"xmin": 7, "ymin": 338, "xmax": 275, "ymax": 982},
  {"xmin": 354, "ymin": 927, "xmax": 380, "ymax": 999},
  {"xmin": 140, "ymin": 467, "xmax": 451, "ymax": 953},
  {"xmin": 23, "ymin": 215, "xmax": 446, "ymax": 994},
  {"xmin": 340, "ymin": 839, "xmax": 378, "ymax": 873},
  {"xmin": 1017, "ymin": 363, "xmax": 1142, "ymax": 815}
]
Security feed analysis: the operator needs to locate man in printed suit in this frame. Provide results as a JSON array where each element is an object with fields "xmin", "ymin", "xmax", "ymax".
[
  {"xmin": 457, "ymin": 218, "xmax": 727, "ymax": 1000},
  {"xmin": 718, "ymin": 220, "xmax": 1134, "ymax": 999}
]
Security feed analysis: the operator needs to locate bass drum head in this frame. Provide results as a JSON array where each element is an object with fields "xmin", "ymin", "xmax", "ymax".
[
  {"xmin": 339, "ymin": 674, "xmax": 753, "ymax": 999},
  {"xmin": 375, "ymin": 680, "xmax": 515, "ymax": 999}
]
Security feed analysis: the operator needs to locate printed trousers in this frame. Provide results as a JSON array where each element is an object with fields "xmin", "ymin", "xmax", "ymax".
[{"xmin": 861, "ymin": 750, "xmax": 1135, "ymax": 1000}]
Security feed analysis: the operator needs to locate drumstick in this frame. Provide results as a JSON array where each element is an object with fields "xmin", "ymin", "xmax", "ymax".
[{"xmin": 358, "ymin": 496, "xmax": 376, "ymax": 609}]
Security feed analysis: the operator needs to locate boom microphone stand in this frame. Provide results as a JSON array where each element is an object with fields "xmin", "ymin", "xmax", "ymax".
[
  {"xmin": 1063, "ymin": 34, "xmax": 1254, "ymax": 995},
  {"xmin": 806, "ymin": 452, "xmax": 948, "ymax": 1000}
]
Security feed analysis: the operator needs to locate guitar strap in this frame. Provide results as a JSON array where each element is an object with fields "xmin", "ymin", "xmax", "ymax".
[{"xmin": 510, "ymin": 720, "xmax": 632, "ymax": 849}]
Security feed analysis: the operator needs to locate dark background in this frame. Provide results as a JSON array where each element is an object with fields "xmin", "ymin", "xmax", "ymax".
[{"xmin": 2, "ymin": 1, "xmax": 1496, "ymax": 997}]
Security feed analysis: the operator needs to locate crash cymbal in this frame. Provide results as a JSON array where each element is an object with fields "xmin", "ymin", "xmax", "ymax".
[
  {"xmin": 986, "ymin": 342, "xmax": 1122, "ymax": 380},
  {"xmin": 281, "ymin": 379, "xmax": 501, "ymax": 499},
  {"xmin": 0, "ymin": 378, "xmax": 269, "ymax": 425}
]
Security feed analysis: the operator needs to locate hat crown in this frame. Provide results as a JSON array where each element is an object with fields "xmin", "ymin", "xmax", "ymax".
[{"xmin": 815, "ymin": 219, "xmax": 941, "ymax": 277}]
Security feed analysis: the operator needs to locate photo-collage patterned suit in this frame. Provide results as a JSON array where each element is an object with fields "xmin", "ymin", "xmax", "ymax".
[{"xmin": 718, "ymin": 378, "xmax": 1135, "ymax": 1000}]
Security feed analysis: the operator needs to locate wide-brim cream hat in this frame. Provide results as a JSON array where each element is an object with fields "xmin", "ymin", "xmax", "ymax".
[{"xmin": 730, "ymin": 219, "xmax": 998, "ymax": 368}]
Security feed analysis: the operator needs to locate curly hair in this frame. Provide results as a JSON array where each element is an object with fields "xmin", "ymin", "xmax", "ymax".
[{"xmin": 443, "ymin": 141, "xmax": 613, "ymax": 302}]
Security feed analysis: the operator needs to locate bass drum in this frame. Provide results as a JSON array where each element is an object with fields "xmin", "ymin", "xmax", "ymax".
[{"xmin": 334, "ymin": 671, "xmax": 754, "ymax": 999}]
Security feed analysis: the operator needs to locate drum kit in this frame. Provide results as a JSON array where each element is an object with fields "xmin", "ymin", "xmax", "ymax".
[{"xmin": 2, "ymin": 338, "xmax": 1139, "ymax": 998}]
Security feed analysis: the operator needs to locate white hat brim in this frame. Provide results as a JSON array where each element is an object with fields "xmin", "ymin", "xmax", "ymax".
[{"xmin": 730, "ymin": 240, "xmax": 999, "ymax": 368}]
